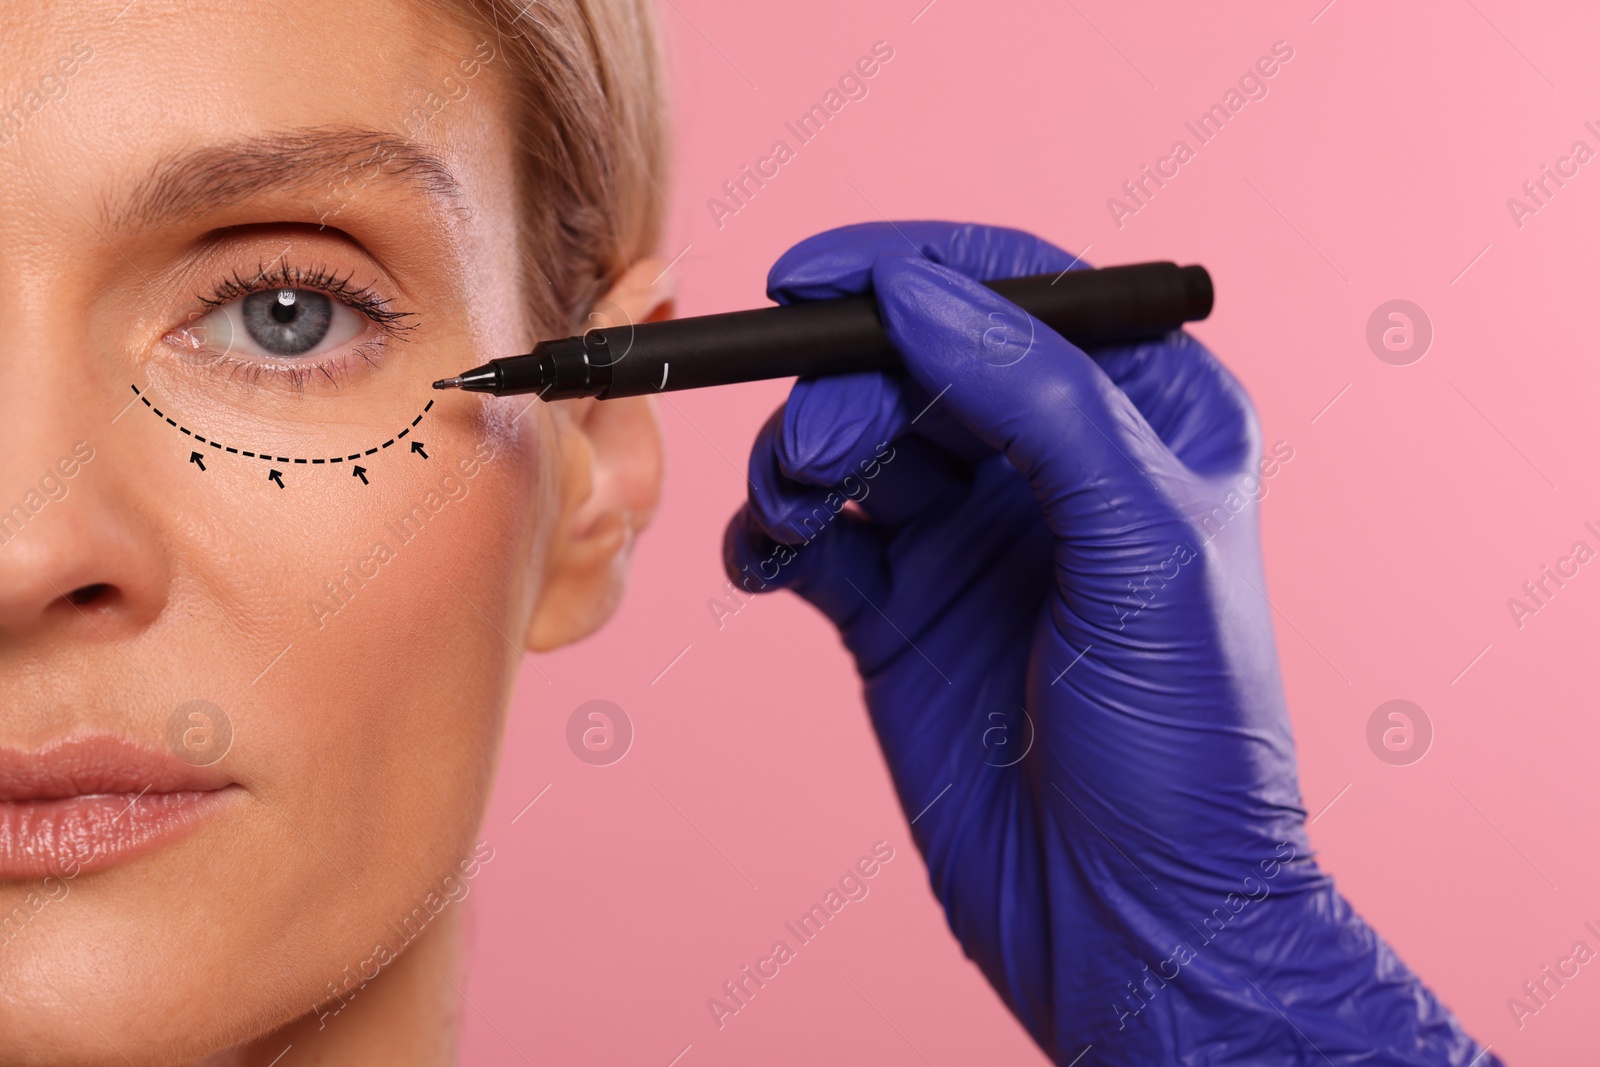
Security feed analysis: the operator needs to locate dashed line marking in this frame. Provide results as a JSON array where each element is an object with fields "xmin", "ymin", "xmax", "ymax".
[{"xmin": 132, "ymin": 385, "xmax": 433, "ymax": 465}]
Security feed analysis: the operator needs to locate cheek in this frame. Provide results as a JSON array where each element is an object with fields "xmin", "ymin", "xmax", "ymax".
[
  {"xmin": 229, "ymin": 397, "xmax": 544, "ymax": 824},
  {"xmin": 121, "ymin": 386, "xmax": 550, "ymax": 1022}
]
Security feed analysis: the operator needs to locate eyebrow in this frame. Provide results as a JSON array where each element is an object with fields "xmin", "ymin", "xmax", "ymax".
[{"xmin": 105, "ymin": 126, "xmax": 467, "ymax": 231}]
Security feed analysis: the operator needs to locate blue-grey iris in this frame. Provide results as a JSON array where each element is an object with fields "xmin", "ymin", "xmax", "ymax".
[{"xmin": 241, "ymin": 289, "xmax": 333, "ymax": 355}]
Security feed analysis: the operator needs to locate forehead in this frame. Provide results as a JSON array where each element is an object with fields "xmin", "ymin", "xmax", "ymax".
[
  {"xmin": 1, "ymin": 0, "xmax": 487, "ymax": 125},
  {"xmin": 0, "ymin": 0, "xmax": 508, "ymax": 241}
]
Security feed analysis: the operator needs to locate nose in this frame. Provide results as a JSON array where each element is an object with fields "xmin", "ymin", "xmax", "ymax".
[
  {"xmin": 0, "ymin": 440, "xmax": 170, "ymax": 640},
  {"xmin": 0, "ymin": 241, "xmax": 173, "ymax": 647}
]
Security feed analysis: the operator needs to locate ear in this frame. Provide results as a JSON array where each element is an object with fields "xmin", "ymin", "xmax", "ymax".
[{"xmin": 526, "ymin": 258, "xmax": 675, "ymax": 651}]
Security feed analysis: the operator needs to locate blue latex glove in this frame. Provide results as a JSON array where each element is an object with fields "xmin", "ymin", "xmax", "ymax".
[{"xmin": 723, "ymin": 221, "xmax": 1499, "ymax": 1066}]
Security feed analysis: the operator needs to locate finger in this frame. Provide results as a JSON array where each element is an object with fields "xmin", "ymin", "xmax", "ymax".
[
  {"xmin": 745, "ymin": 377, "xmax": 969, "ymax": 547},
  {"xmin": 764, "ymin": 219, "xmax": 1094, "ymax": 478},
  {"xmin": 769, "ymin": 220, "xmax": 1260, "ymax": 480},
  {"xmin": 743, "ymin": 396, "xmax": 914, "ymax": 543},
  {"xmin": 767, "ymin": 220, "xmax": 1091, "ymax": 304},
  {"xmin": 721, "ymin": 504, "xmax": 887, "ymax": 634},
  {"xmin": 870, "ymin": 255, "xmax": 1188, "ymax": 543},
  {"xmin": 777, "ymin": 370, "xmax": 909, "ymax": 484},
  {"xmin": 1091, "ymin": 331, "xmax": 1262, "ymax": 479},
  {"xmin": 775, "ymin": 371, "xmax": 972, "ymax": 528},
  {"xmin": 745, "ymin": 407, "xmax": 832, "ymax": 546},
  {"xmin": 735, "ymin": 372, "xmax": 973, "ymax": 646}
]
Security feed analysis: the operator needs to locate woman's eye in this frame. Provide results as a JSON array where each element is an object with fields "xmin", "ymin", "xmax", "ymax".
[{"xmin": 177, "ymin": 288, "xmax": 366, "ymax": 358}]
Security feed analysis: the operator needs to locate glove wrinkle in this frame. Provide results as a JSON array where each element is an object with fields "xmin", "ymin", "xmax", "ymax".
[{"xmin": 729, "ymin": 221, "xmax": 1500, "ymax": 1067}]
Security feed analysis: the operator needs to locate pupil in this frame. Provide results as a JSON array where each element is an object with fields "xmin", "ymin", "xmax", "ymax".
[
  {"xmin": 241, "ymin": 288, "xmax": 333, "ymax": 356},
  {"xmin": 270, "ymin": 297, "xmax": 297, "ymax": 323}
]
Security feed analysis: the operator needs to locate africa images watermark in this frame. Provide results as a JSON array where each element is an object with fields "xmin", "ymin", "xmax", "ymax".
[
  {"xmin": 1503, "ymin": 518, "xmax": 1600, "ymax": 630},
  {"xmin": 0, "ymin": 847, "xmax": 88, "ymax": 956},
  {"xmin": 1505, "ymin": 119, "xmax": 1600, "ymax": 231},
  {"xmin": 705, "ymin": 439, "xmax": 897, "ymax": 631},
  {"xmin": 705, "ymin": 841, "xmax": 897, "ymax": 1030},
  {"xmin": 1114, "ymin": 439, "xmax": 1294, "ymax": 630},
  {"xmin": 307, "ymin": 438, "xmax": 498, "ymax": 629},
  {"xmin": 0, "ymin": 441, "xmax": 96, "ymax": 547},
  {"xmin": 1106, "ymin": 40, "xmax": 1295, "ymax": 230},
  {"xmin": 312, "ymin": 839, "xmax": 495, "ymax": 1029},
  {"xmin": 1111, "ymin": 840, "xmax": 1298, "ymax": 1031},
  {"xmin": 1505, "ymin": 918, "xmax": 1600, "ymax": 1029},
  {"xmin": 311, "ymin": 39, "xmax": 497, "ymax": 227},
  {"xmin": 0, "ymin": 40, "xmax": 93, "ymax": 149},
  {"xmin": 705, "ymin": 40, "xmax": 896, "ymax": 231}
]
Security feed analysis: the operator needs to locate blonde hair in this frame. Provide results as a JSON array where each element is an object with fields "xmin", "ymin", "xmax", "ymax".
[{"xmin": 429, "ymin": 0, "xmax": 670, "ymax": 336}]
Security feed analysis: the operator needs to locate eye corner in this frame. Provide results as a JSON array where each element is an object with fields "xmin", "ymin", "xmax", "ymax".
[{"xmin": 161, "ymin": 323, "xmax": 210, "ymax": 351}]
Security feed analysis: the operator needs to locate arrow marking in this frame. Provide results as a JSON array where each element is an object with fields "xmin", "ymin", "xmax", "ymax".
[
  {"xmin": 410, "ymin": 440, "xmax": 428, "ymax": 459},
  {"xmin": 352, "ymin": 465, "xmax": 368, "ymax": 485},
  {"xmin": 268, "ymin": 470, "xmax": 285, "ymax": 488},
  {"xmin": 131, "ymin": 385, "xmax": 432, "ymax": 466},
  {"xmin": 189, "ymin": 451, "xmax": 206, "ymax": 472}
]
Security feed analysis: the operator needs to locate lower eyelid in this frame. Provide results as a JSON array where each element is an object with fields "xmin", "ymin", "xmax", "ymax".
[{"xmin": 177, "ymin": 337, "xmax": 392, "ymax": 392}]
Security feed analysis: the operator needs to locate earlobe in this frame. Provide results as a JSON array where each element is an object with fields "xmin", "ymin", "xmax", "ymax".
[
  {"xmin": 525, "ymin": 258, "xmax": 672, "ymax": 651},
  {"xmin": 526, "ymin": 395, "xmax": 661, "ymax": 651}
]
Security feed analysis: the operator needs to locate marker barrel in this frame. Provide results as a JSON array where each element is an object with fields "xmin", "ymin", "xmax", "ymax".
[{"xmin": 473, "ymin": 261, "xmax": 1212, "ymax": 400}]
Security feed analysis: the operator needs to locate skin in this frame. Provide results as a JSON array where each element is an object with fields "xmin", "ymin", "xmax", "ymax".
[{"xmin": 0, "ymin": 1, "xmax": 668, "ymax": 1062}]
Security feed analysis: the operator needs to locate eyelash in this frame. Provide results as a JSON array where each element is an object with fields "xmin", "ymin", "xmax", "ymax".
[{"xmin": 181, "ymin": 262, "xmax": 417, "ymax": 391}]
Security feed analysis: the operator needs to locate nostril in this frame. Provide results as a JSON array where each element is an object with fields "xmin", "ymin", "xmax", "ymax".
[{"xmin": 66, "ymin": 583, "xmax": 113, "ymax": 607}]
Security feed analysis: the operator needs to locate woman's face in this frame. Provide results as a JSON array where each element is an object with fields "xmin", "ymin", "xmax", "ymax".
[{"xmin": 0, "ymin": 0, "xmax": 648, "ymax": 1058}]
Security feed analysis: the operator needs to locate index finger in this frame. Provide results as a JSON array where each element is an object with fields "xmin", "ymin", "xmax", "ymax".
[{"xmin": 767, "ymin": 220, "xmax": 1090, "ymax": 303}]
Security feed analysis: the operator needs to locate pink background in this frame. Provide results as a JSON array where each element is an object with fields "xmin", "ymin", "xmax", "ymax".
[{"xmin": 461, "ymin": 0, "xmax": 1600, "ymax": 1062}]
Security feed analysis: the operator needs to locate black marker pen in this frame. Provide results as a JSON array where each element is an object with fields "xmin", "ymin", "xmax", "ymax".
[{"xmin": 432, "ymin": 261, "xmax": 1212, "ymax": 401}]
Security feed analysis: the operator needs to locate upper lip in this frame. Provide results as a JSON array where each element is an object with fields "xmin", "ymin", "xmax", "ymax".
[{"xmin": 0, "ymin": 734, "xmax": 236, "ymax": 801}]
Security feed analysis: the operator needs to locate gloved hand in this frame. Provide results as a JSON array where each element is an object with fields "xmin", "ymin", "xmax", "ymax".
[{"xmin": 723, "ymin": 221, "xmax": 1499, "ymax": 1066}]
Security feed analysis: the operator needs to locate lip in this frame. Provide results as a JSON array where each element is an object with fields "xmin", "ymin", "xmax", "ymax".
[{"xmin": 0, "ymin": 735, "xmax": 239, "ymax": 880}]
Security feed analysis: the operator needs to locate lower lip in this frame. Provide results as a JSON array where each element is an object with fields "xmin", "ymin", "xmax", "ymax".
[{"xmin": 0, "ymin": 788, "xmax": 236, "ymax": 879}]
